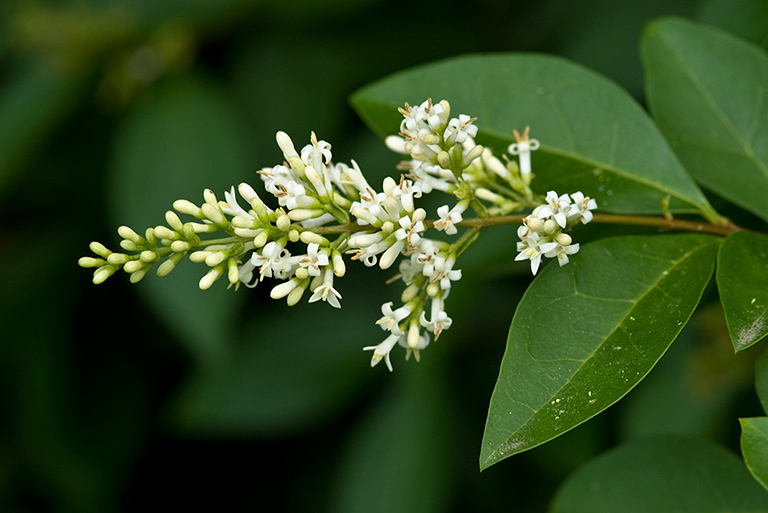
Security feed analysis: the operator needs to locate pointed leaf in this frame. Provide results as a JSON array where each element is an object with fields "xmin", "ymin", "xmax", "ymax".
[
  {"xmin": 351, "ymin": 54, "xmax": 715, "ymax": 218},
  {"xmin": 717, "ymin": 231, "xmax": 768, "ymax": 351},
  {"xmin": 551, "ymin": 436, "xmax": 768, "ymax": 513},
  {"xmin": 642, "ymin": 17, "xmax": 768, "ymax": 222},
  {"xmin": 741, "ymin": 417, "xmax": 768, "ymax": 492},
  {"xmin": 480, "ymin": 234, "xmax": 719, "ymax": 470}
]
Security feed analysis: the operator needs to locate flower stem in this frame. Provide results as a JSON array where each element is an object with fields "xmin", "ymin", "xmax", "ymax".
[{"xmin": 310, "ymin": 213, "xmax": 748, "ymax": 237}]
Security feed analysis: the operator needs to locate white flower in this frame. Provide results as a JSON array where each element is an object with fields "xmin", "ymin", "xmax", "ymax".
[
  {"xmin": 423, "ymin": 255, "xmax": 462, "ymax": 291},
  {"xmin": 434, "ymin": 203, "xmax": 466, "ymax": 235},
  {"xmin": 308, "ymin": 269, "xmax": 342, "ymax": 308},
  {"xmin": 394, "ymin": 209, "xmax": 426, "ymax": 248},
  {"xmin": 222, "ymin": 186, "xmax": 253, "ymax": 219},
  {"xmin": 391, "ymin": 176, "xmax": 422, "ymax": 213},
  {"xmin": 237, "ymin": 256, "xmax": 259, "ymax": 288},
  {"xmin": 301, "ymin": 132, "xmax": 332, "ymax": 169},
  {"xmin": 298, "ymin": 243, "xmax": 329, "ymax": 277},
  {"xmin": 251, "ymin": 241, "xmax": 293, "ymax": 280},
  {"xmin": 409, "ymin": 162, "xmax": 455, "ymax": 194},
  {"xmin": 376, "ymin": 301, "xmax": 411, "ymax": 336},
  {"xmin": 507, "ymin": 126, "xmax": 540, "ymax": 176},
  {"xmin": 567, "ymin": 191, "xmax": 598, "ymax": 225},
  {"xmin": 363, "ymin": 333, "xmax": 402, "ymax": 371},
  {"xmin": 419, "ymin": 296, "xmax": 453, "ymax": 339},
  {"xmin": 515, "ymin": 226, "xmax": 558, "ymax": 275},
  {"xmin": 444, "ymin": 114, "xmax": 478, "ymax": 146},
  {"xmin": 533, "ymin": 191, "xmax": 572, "ymax": 228}
]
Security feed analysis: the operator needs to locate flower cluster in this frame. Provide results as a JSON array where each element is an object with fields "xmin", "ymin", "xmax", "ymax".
[
  {"xmin": 79, "ymin": 97, "xmax": 596, "ymax": 371},
  {"xmin": 516, "ymin": 191, "xmax": 598, "ymax": 275}
]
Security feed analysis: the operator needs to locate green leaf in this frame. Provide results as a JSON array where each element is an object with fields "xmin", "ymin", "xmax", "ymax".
[
  {"xmin": 741, "ymin": 417, "xmax": 768, "ymax": 492},
  {"xmin": 642, "ymin": 17, "xmax": 768, "ymax": 222},
  {"xmin": 619, "ymin": 311, "xmax": 749, "ymax": 440},
  {"xmin": 697, "ymin": 0, "xmax": 768, "ymax": 50},
  {"xmin": 717, "ymin": 231, "xmax": 768, "ymax": 351},
  {"xmin": 108, "ymin": 75, "xmax": 254, "ymax": 367},
  {"xmin": 480, "ymin": 234, "xmax": 719, "ymax": 470},
  {"xmin": 550, "ymin": 436, "xmax": 768, "ymax": 513},
  {"xmin": 351, "ymin": 54, "xmax": 716, "ymax": 219}
]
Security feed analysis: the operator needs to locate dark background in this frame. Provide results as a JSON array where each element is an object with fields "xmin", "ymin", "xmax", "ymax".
[{"xmin": 0, "ymin": 0, "xmax": 766, "ymax": 511}]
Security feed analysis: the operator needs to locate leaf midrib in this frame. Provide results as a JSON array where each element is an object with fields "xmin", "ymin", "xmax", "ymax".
[
  {"xmin": 483, "ymin": 239, "xmax": 711, "ymax": 466},
  {"xmin": 651, "ymin": 25, "xmax": 768, "ymax": 182}
]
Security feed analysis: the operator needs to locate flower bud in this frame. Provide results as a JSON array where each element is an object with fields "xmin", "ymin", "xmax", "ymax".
[
  {"xmin": 89, "ymin": 241, "xmax": 111, "ymax": 258},
  {"xmin": 140, "ymin": 250, "xmax": 157, "ymax": 263},
  {"xmin": 123, "ymin": 259, "xmax": 144, "ymax": 274},
  {"xmin": 407, "ymin": 322, "xmax": 420, "ymax": 349},
  {"xmin": 171, "ymin": 241, "xmax": 191, "ymax": 253},
  {"xmin": 203, "ymin": 188, "xmax": 218, "ymax": 206},
  {"xmin": 271, "ymin": 279, "xmax": 298, "ymax": 300},
  {"xmin": 78, "ymin": 256, "xmax": 103, "ymax": 268},
  {"xmin": 276, "ymin": 214, "xmax": 291, "ymax": 232},
  {"xmin": 117, "ymin": 226, "xmax": 143, "ymax": 244},
  {"xmin": 107, "ymin": 253, "xmax": 129, "ymax": 265},
  {"xmin": 199, "ymin": 266, "xmax": 224, "ymax": 290},
  {"xmin": 525, "ymin": 216, "xmax": 544, "ymax": 232},
  {"xmin": 286, "ymin": 284, "xmax": 306, "ymax": 306},
  {"xmin": 556, "ymin": 233, "xmax": 573, "ymax": 246},
  {"xmin": 93, "ymin": 265, "xmax": 117, "ymax": 284},
  {"xmin": 400, "ymin": 284, "xmax": 420, "ymax": 303},
  {"xmin": 332, "ymin": 252, "xmax": 346, "ymax": 277},
  {"xmin": 300, "ymin": 231, "xmax": 325, "ymax": 245},
  {"xmin": 463, "ymin": 145, "xmax": 484, "ymax": 166},
  {"xmin": 173, "ymin": 199, "xmax": 202, "ymax": 217},
  {"xmin": 120, "ymin": 240, "xmax": 140, "ymax": 252},
  {"xmin": 129, "ymin": 270, "xmax": 146, "ymax": 284},
  {"xmin": 153, "ymin": 226, "xmax": 177, "ymax": 240},
  {"xmin": 165, "ymin": 211, "xmax": 183, "ymax": 230}
]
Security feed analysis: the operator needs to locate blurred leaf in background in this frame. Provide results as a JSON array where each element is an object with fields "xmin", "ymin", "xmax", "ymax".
[{"xmin": 4, "ymin": 0, "xmax": 763, "ymax": 511}]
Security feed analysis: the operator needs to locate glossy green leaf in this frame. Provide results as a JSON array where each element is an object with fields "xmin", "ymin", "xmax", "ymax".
[
  {"xmin": 480, "ymin": 234, "xmax": 719, "ymax": 470},
  {"xmin": 550, "ymin": 436, "xmax": 768, "ymax": 512},
  {"xmin": 108, "ymin": 76, "xmax": 254, "ymax": 367},
  {"xmin": 741, "ymin": 417, "xmax": 768, "ymax": 492},
  {"xmin": 717, "ymin": 231, "xmax": 768, "ymax": 351},
  {"xmin": 642, "ymin": 17, "xmax": 768, "ymax": 222},
  {"xmin": 351, "ymin": 54, "xmax": 716, "ymax": 219},
  {"xmin": 619, "ymin": 311, "xmax": 749, "ymax": 440}
]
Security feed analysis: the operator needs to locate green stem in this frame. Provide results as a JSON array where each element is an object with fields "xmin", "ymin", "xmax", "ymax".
[{"xmin": 309, "ymin": 213, "xmax": 747, "ymax": 237}]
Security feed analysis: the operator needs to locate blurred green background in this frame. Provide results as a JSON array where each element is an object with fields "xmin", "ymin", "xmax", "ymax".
[{"xmin": 1, "ymin": 0, "xmax": 767, "ymax": 511}]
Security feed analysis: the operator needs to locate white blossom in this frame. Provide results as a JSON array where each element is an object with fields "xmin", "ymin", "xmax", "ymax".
[
  {"xmin": 298, "ymin": 243, "xmax": 329, "ymax": 277},
  {"xmin": 308, "ymin": 269, "xmax": 342, "ymax": 308},
  {"xmin": 567, "ymin": 191, "xmax": 598, "ymax": 224},
  {"xmin": 376, "ymin": 301, "xmax": 411, "ymax": 336},
  {"xmin": 508, "ymin": 126, "xmax": 540, "ymax": 176},
  {"xmin": 363, "ymin": 333, "xmax": 401, "ymax": 371}
]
